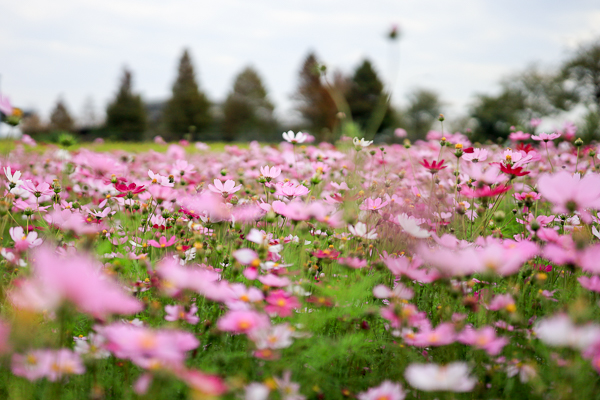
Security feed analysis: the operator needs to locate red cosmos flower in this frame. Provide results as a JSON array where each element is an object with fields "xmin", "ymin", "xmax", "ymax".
[
  {"xmin": 312, "ymin": 249, "xmax": 340, "ymax": 259},
  {"xmin": 515, "ymin": 142, "xmax": 534, "ymax": 153},
  {"xmin": 461, "ymin": 184, "xmax": 511, "ymax": 198},
  {"xmin": 419, "ymin": 159, "xmax": 447, "ymax": 173},
  {"xmin": 115, "ymin": 182, "xmax": 145, "ymax": 198},
  {"xmin": 463, "ymin": 147, "xmax": 475, "ymax": 154},
  {"xmin": 500, "ymin": 164, "xmax": 530, "ymax": 177}
]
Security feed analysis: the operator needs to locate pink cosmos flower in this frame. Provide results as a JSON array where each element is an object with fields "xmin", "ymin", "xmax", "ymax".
[
  {"xmin": 509, "ymin": 131, "xmax": 531, "ymax": 141},
  {"xmin": 274, "ymin": 181, "xmax": 310, "ymax": 198},
  {"xmin": 265, "ymin": 290, "xmax": 301, "ymax": 317},
  {"xmin": 10, "ymin": 246, "xmax": 143, "ymax": 319},
  {"xmin": 148, "ymin": 170, "xmax": 174, "ymax": 187},
  {"xmin": 457, "ymin": 326, "xmax": 508, "ymax": 355},
  {"xmin": 21, "ymin": 181, "xmax": 54, "ymax": 197},
  {"xmin": 208, "ymin": 179, "xmax": 242, "ymax": 196},
  {"xmin": 357, "ymin": 381, "xmax": 405, "ymax": 400},
  {"xmin": 538, "ymin": 171, "xmax": 600, "ymax": 213},
  {"xmin": 9, "ymin": 226, "xmax": 43, "ymax": 251},
  {"xmin": 360, "ymin": 197, "xmax": 389, "ymax": 211},
  {"xmin": 338, "ymin": 257, "xmax": 368, "ymax": 269},
  {"xmin": 260, "ymin": 165, "xmax": 282, "ymax": 180},
  {"xmin": 487, "ymin": 294, "xmax": 516, "ymax": 312},
  {"xmin": 404, "ymin": 362, "xmax": 477, "ymax": 392},
  {"xmin": 514, "ymin": 192, "xmax": 541, "ymax": 202},
  {"xmin": 394, "ymin": 128, "xmax": 407, "ymax": 138},
  {"xmin": 578, "ymin": 276, "xmax": 600, "ymax": 293},
  {"xmin": 217, "ymin": 310, "xmax": 270, "ymax": 334},
  {"xmin": 12, "ymin": 349, "xmax": 85, "ymax": 381},
  {"xmin": 530, "ymin": 118, "xmax": 542, "ymax": 127},
  {"xmin": 148, "ymin": 235, "xmax": 177, "ymax": 248},
  {"xmin": 531, "ymin": 132, "xmax": 561, "ymax": 141},
  {"xmin": 462, "ymin": 148, "xmax": 488, "ymax": 162},
  {"xmin": 403, "ymin": 322, "xmax": 456, "ymax": 347},
  {"xmin": 101, "ymin": 323, "xmax": 199, "ymax": 369},
  {"xmin": 165, "ymin": 305, "xmax": 199, "ymax": 324},
  {"xmin": 258, "ymin": 274, "xmax": 291, "ymax": 287}
]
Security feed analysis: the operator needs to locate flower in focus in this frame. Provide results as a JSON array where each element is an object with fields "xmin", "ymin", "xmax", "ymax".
[
  {"xmin": 115, "ymin": 182, "xmax": 145, "ymax": 197},
  {"xmin": 353, "ymin": 137, "xmax": 373, "ymax": 148},
  {"xmin": 419, "ymin": 159, "xmax": 447, "ymax": 173},
  {"xmin": 348, "ymin": 222, "xmax": 378, "ymax": 240},
  {"xmin": 282, "ymin": 131, "xmax": 307, "ymax": 144},
  {"xmin": 397, "ymin": 214, "xmax": 430, "ymax": 238},
  {"xmin": 148, "ymin": 235, "xmax": 177, "ymax": 248},
  {"xmin": 360, "ymin": 197, "xmax": 389, "ymax": 211},
  {"xmin": 208, "ymin": 179, "xmax": 242, "ymax": 197},
  {"xmin": 260, "ymin": 165, "xmax": 282, "ymax": 180},
  {"xmin": 9, "ymin": 226, "xmax": 43, "ymax": 251}
]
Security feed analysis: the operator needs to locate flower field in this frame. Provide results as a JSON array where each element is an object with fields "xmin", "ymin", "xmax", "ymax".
[{"xmin": 1, "ymin": 128, "xmax": 600, "ymax": 400}]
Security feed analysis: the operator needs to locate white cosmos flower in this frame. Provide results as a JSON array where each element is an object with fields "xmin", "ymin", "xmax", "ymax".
[
  {"xmin": 348, "ymin": 222, "xmax": 378, "ymax": 240},
  {"xmin": 534, "ymin": 314, "xmax": 600, "ymax": 350},
  {"xmin": 353, "ymin": 137, "xmax": 373, "ymax": 148},
  {"xmin": 404, "ymin": 362, "xmax": 477, "ymax": 392},
  {"xmin": 282, "ymin": 131, "xmax": 307, "ymax": 144},
  {"xmin": 397, "ymin": 214, "xmax": 430, "ymax": 238},
  {"xmin": 4, "ymin": 167, "xmax": 23, "ymax": 187}
]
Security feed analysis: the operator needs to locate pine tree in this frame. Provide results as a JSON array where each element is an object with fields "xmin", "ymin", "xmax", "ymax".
[
  {"xmin": 106, "ymin": 68, "xmax": 146, "ymax": 141},
  {"xmin": 293, "ymin": 52, "xmax": 337, "ymax": 142},
  {"xmin": 164, "ymin": 49, "xmax": 211, "ymax": 139},
  {"xmin": 346, "ymin": 59, "xmax": 395, "ymax": 134},
  {"xmin": 222, "ymin": 66, "xmax": 277, "ymax": 142},
  {"xmin": 49, "ymin": 99, "xmax": 74, "ymax": 132}
]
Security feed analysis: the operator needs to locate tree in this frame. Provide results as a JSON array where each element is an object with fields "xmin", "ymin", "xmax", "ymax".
[
  {"xmin": 221, "ymin": 66, "xmax": 277, "ymax": 142},
  {"xmin": 293, "ymin": 52, "xmax": 338, "ymax": 142},
  {"xmin": 470, "ymin": 89, "xmax": 526, "ymax": 142},
  {"xmin": 404, "ymin": 88, "xmax": 442, "ymax": 139},
  {"xmin": 346, "ymin": 59, "xmax": 396, "ymax": 135},
  {"xmin": 49, "ymin": 99, "xmax": 75, "ymax": 132},
  {"xmin": 106, "ymin": 68, "xmax": 146, "ymax": 141},
  {"xmin": 469, "ymin": 65, "xmax": 577, "ymax": 142},
  {"xmin": 562, "ymin": 38, "xmax": 600, "ymax": 109},
  {"xmin": 164, "ymin": 49, "xmax": 211, "ymax": 140}
]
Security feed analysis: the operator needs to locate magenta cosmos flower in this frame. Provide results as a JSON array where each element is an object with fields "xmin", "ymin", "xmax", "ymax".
[
  {"xmin": 265, "ymin": 290, "xmax": 301, "ymax": 317},
  {"xmin": 208, "ymin": 179, "xmax": 242, "ymax": 196},
  {"xmin": 148, "ymin": 235, "xmax": 176, "ymax": 248}
]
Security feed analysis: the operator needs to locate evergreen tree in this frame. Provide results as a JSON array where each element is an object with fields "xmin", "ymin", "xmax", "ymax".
[
  {"xmin": 164, "ymin": 49, "xmax": 211, "ymax": 140},
  {"xmin": 106, "ymin": 68, "xmax": 146, "ymax": 141},
  {"xmin": 293, "ymin": 52, "xmax": 337, "ymax": 142},
  {"xmin": 49, "ymin": 99, "xmax": 74, "ymax": 132},
  {"xmin": 404, "ymin": 88, "xmax": 442, "ymax": 139},
  {"xmin": 221, "ymin": 66, "xmax": 277, "ymax": 142},
  {"xmin": 346, "ymin": 59, "xmax": 395, "ymax": 134}
]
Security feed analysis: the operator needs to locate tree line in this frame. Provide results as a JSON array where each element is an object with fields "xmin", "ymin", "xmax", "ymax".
[{"xmin": 21, "ymin": 36, "xmax": 600, "ymax": 143}]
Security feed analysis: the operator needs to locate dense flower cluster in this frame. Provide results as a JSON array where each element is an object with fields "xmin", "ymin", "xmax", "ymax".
[{"xmin": 0, "ymin": 126, "xmax": 599, "ymax": 399}]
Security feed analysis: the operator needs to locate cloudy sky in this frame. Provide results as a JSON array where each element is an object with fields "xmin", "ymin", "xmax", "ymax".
[{"xmin": 1, "ymin": 0, "xmax": 599, "ymax": 124}]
